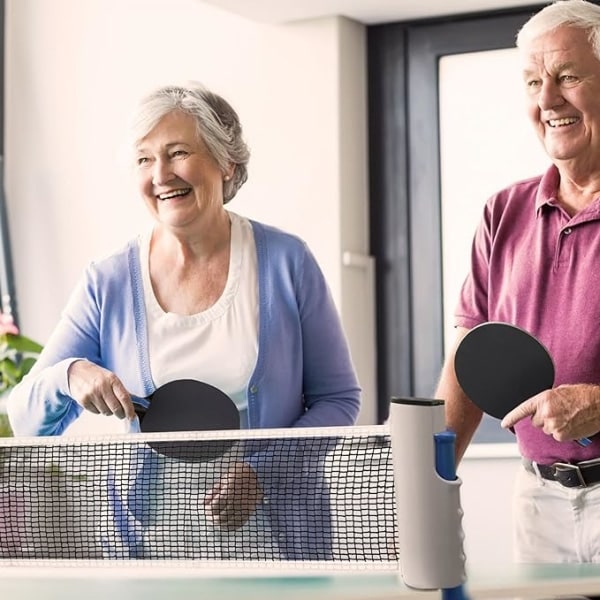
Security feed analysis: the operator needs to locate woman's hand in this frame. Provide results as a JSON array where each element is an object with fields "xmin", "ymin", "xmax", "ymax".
[
  {"xmin": 204, "ymin": 462, "xmax": 264, "ymax": 530},
  {"xmin": 67, "ymin": 359, "xmax": 136, "ymax": 420}
]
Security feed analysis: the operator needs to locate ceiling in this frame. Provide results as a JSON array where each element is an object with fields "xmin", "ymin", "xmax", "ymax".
[{"xmin": 199, "ymin": 0, "xmax": 544, "ymax": 25}]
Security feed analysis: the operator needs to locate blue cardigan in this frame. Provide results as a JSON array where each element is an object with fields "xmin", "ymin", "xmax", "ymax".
[{"xmin": 8, "ymin": 219, "xmax": 361, "ymax": 436}]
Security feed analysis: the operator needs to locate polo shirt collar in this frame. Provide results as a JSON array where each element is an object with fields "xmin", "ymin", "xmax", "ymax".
[
  {"xmin": 535, "ymin": 164, "xmax": 600, "ymax": 221},
  {"xmin": 535, "ymin": 165, "xmax": 560, "ymax": 213}
]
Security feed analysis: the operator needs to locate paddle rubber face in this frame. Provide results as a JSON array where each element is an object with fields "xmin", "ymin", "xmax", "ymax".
[
  {"xmin": 133, "ymin": 379, "xmax": 240, "ymax": 462},
  {"xmin": 454, "ymin": 322, "xmax": 554, "ymax": 420}
]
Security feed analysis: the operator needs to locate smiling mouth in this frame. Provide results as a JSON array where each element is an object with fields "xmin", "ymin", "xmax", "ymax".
[
  {"xmin": 547, "ymin": 117, "xmax": 580, "ymax": 128},
  {"xmin": 157, "ymin": 188, "xmax": 191, "ymax": 200}
]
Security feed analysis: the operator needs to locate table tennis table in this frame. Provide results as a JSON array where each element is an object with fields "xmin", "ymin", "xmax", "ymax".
[{"xmin": 3, "ymin": 562, "xmax": 600, "ymax": 600}]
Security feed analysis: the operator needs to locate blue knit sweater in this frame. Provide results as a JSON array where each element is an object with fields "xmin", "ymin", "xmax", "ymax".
[{"xmin": 8, "ymin": 219, "xmax": 361, "ymax": 436}]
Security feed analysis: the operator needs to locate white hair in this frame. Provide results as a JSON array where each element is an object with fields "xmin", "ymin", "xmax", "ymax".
[
  {"xmin": 129, "ymin": 83, "xmax": 249, "ymax": 204},
  {"xmin": 516, "ymin": 0, "xmax": 600, "ymax": 59}
]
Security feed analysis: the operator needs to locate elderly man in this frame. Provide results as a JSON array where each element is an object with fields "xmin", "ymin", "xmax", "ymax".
[{"xmin": 437, "ymin": 0, "xmax": 600, "ymax": 563}]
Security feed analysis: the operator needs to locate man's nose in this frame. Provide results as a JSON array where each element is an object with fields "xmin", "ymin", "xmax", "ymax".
[{"xmin": 538, "ymin": 80, "xmax": 566, "ymax": 111}]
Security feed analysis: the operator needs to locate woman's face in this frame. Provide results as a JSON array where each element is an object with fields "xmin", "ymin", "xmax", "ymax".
[{"xmin": 135, "ymin": 110, "xmax": 230, "ymax": 230}]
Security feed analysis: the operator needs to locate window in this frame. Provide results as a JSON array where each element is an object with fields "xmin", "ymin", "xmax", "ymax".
[{"xmin": 367, "ymin": 5, "xmax": 546, "ymax": 446}]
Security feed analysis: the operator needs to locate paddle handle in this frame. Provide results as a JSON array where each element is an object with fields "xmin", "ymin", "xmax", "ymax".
[
  {"xmin": 124, "ymin": 396, "xmax": 150, "ymax": 434},
  {"xmin": 131, "ymin": 396, "xmax": 150, "ymax": 410}
]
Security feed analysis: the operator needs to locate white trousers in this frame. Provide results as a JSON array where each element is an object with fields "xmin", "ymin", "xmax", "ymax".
[{"xmin": 513, "ymin": 464, "xmax": 600, "ymax": 563}]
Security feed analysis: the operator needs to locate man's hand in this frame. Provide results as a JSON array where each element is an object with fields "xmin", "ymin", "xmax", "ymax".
[
  {"xmin": 501, "ymin": 383, "xmax": 600, "ymax": 441},
  {"xmin": 204, "ymin": 462, "xmax": 264, "ymax": 530},
  {"xmin": 67, "ymin": 360, "xmax": 136, "ymax": 420}
]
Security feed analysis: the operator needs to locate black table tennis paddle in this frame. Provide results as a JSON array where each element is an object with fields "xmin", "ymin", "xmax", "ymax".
[
  {"xmin": 454, "ymin": 322, "xmax": 591, "ymax": 447},
  {"xmin": 131, "ymin": 379, "xmax": 241, "ymax": 461}
]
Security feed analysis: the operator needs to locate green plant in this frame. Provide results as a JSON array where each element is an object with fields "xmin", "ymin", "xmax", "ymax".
[
  {"xmin": 0, "ymin": 332, "xmax": 43, "ymax": 393},
  {"xmin": 0, "ymin": 414, "xmax": 12, "ymax": 437},
  {"xmin": 0, "ymin": 314, "xmax": 43, "ymax": 437}
]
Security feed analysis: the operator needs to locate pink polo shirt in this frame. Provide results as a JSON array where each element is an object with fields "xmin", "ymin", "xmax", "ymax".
[{"xmin": 455, "ymin": 164, "xmax": 600, "ymax": 464}]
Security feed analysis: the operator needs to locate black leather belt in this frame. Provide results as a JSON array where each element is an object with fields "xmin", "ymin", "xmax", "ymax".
[{"xmin": 523, "ymin": 458, "xmax": 600, "ymax": 488}]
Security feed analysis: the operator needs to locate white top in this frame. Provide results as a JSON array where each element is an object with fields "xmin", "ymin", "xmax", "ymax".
[{"xmin": 139, "ymin": 211, "xmax": 258, "ymax": 423}]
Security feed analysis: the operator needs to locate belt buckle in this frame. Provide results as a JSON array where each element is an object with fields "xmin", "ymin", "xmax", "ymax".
[{"xmin": 552, "ymin": 462, "xmax": 586, "ymax": 487}]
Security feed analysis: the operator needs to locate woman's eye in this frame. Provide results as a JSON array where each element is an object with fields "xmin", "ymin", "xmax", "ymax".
[
  {"xmin": 136, "ymin": 156, "xmax": 149, "ymax": 166},
  {"xmin": 170, "ymin": 150, "xmax": 187, "ymax": 158}
]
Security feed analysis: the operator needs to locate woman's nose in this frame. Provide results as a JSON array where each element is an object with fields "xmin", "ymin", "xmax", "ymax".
[{"xmin": 152, "ymin": 159, "xmax": 174, "ymax": 186}]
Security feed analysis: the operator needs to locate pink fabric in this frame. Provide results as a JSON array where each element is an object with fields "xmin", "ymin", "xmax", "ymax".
[{"xmin": 455, "ymin": 164, "xmax": 600, "ymax": 463}]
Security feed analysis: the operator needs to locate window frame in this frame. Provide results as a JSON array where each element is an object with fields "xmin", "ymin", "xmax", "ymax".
[{"xmin": 0, "ymin": 0, "xmax": 20, "ymax": 326}]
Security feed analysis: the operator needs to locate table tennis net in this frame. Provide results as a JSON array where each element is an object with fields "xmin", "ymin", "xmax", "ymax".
[{"xmin": 0, "ymin": 425, "xmax": 398, "ymax": 570}]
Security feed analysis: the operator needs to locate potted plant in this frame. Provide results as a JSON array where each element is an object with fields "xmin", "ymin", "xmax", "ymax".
[{"xmin": 0, "ymin": 313, "xmax": 43, "ymax": 437}]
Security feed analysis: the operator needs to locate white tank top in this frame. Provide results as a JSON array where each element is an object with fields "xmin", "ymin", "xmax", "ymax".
[{"xmin": 139, "ymin": 211, "xmax": 258, "ymax": 422}]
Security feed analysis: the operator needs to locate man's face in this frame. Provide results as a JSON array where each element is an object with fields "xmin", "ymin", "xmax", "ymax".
[{"xmin": 521, "ymin": 26, "xmax": 600, "ymax": 170}]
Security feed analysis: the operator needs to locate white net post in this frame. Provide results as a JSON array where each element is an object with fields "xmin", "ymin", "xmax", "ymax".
[{"xmin": 389, "ymin": 397, "xmax": 467, "ymax": 590}]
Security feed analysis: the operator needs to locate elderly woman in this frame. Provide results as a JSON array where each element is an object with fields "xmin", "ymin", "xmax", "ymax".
[{"xmin": 7, "ymin": 84, "xmax": 361, "ymax": 545}]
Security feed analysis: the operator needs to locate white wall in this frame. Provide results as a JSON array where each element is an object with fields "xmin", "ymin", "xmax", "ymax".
[
  {"xmin": 5, "ymin": 0, "xmax": 375, "ymax": 425},
  {"xmin": 459, "ymin": 452, "xmax": 520, "ymax": 565}
]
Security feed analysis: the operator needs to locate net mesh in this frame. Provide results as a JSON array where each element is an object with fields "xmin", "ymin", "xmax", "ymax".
[{"xmin": 0, "ymin": 426, "xmax": 398, "ymax": 570}]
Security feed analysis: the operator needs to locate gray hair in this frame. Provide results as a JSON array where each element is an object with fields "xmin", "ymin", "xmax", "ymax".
[
  {"xmin": 130, "ymin": 84, "xmax": 249, "ymax": 203},
  {"xmin": 516, "ymin": 0, "xmax": 600, "ymax": 60}
]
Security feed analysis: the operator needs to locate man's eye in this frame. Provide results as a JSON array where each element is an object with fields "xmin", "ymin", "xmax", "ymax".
[
  {"xmin": 560, "ymin": 74, "xmax": 577, "ymax": 84},
  {"xmin": 136, "ymin": 157, "xmax": 149, "ymax": 166},
  {"xmin": 525, "ymin": 79, "xmax": 541, "ymax": 94}
]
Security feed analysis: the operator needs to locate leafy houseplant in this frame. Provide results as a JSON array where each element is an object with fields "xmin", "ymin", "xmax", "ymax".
[{"xmin": 0, "ymin": 314, "xmax": 43, "ymax": 437}]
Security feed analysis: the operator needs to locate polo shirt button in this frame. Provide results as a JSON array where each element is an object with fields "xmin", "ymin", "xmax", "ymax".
[
  {"xmin": 563, "ymin": 227, "xmax": 572, "ymax": 235},
  {"xmin": 250, "ymin": 385, "xmax": 258, "ymax": 394}
]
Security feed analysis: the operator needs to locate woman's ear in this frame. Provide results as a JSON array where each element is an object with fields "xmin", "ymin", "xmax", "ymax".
[{"xmin": 223, "ymin": 165, "xmax": 235, "ymax": 181}]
